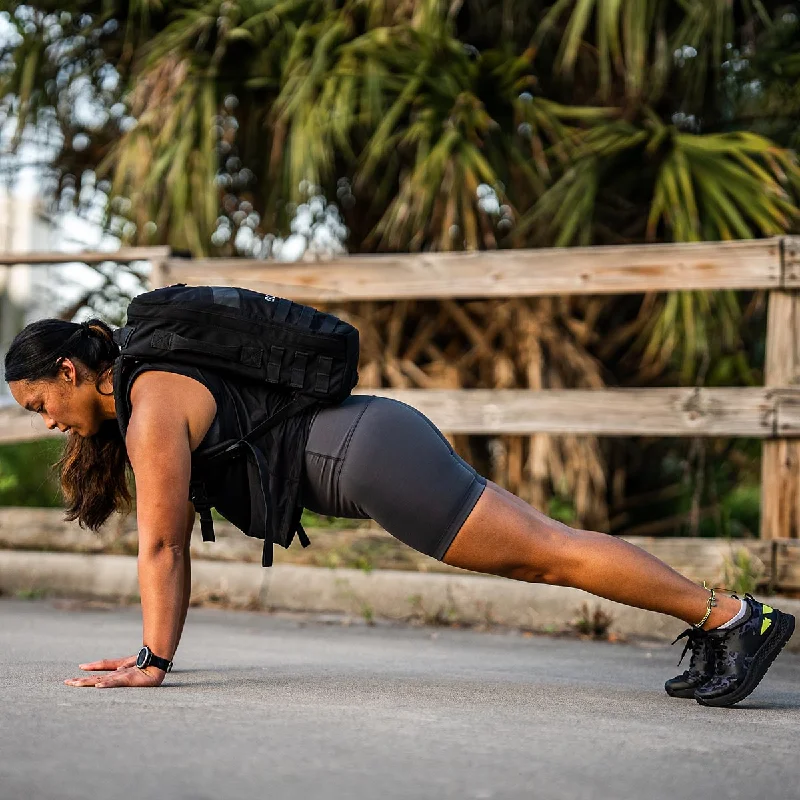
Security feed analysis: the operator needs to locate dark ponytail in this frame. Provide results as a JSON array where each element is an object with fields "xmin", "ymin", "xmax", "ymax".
[{"xmin": 4, "ymin": 318, "xmax": 133, "ymax": 530}]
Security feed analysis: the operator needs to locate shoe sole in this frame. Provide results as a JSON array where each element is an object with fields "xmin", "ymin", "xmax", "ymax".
[
  {"xmin": 695, "ymin": 611, "xmax": 795, "ymax": 708},
  {"xmin": 665, "ymin": 685, "xmax": 702, "ymax": 699}
]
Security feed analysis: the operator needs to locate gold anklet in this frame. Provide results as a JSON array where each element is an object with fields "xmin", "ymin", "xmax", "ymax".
[{"xmin": 693, "ymin": 581, "xmax": 718, "ymax": 629}]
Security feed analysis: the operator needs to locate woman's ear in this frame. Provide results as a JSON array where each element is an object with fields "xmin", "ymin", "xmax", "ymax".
[{"xmin": 58, "ymin": 358, "xmax": 77, "ymax": 385}]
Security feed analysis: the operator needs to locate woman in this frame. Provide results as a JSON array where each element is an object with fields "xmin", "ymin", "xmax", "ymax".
[{"xmin": 4, "ymin": 316, "xmax": 795, "ymax": 707}]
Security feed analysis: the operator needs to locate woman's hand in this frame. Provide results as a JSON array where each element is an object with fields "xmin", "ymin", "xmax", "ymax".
[
  {"xmin": 65, "ymin": 657, "xmax": 165, "ymax": 688},
  {"xmin": 79, "ymin": 655, "xmax": 138, "ymax": 672}
]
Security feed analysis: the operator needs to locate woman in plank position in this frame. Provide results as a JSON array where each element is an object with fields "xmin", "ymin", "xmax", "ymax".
[{"xmin": 4, "ymin": 314, "xmax": 795, "ymax": 707}]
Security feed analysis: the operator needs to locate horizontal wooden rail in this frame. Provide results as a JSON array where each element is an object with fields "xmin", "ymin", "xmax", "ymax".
[
  {"xmin": 3, "ymin": 238, "xmax": 800, "ymax": 541},
  {"xmin": 351, "ymin": 387, "xmax": 797, "ymax": 437},
  {"xmin": 156, "ymin": 238, "xmax": 795, "ymax": 300},
  {"xmin": 0, "ymin": 247, "xmax": 171, "ymax": 266},
  {"xmin": 3, "ymin": 239, "xmax": 796, "ymax": 300},
  {"xmin": 2, "ymin": 387, "xmax": 798, "ymax": 443}
]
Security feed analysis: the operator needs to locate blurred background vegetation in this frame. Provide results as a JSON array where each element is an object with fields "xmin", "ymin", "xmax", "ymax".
[{"xmin": 1, "ymin": 1, "xmax": 799, "ymax": 538}]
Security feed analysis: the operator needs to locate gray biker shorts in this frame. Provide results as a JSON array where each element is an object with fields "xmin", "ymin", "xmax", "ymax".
[{"xmin": 301, "ymin": 395, "xmax": 487, "ymax": 561}]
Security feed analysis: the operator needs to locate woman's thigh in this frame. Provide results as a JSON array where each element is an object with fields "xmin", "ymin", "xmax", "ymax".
[{"xmin": 302, "ymin": 395, "xmax": 486, "ymax": 560}]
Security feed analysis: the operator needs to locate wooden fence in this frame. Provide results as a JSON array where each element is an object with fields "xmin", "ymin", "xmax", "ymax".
[{"xmin": 2, "ymin": 238, "xmax": 800, "ymax": 544}]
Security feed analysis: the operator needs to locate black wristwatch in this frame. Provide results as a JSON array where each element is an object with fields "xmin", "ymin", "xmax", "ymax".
[{"xmin": 136, "ymin": 645, "xmax": 173, "ymax": 673}]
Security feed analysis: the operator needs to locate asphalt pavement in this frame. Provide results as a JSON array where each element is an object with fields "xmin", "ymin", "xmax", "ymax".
[{"xmin": 1, "ymin": 598, "xmax": 798, "ymax": 800}]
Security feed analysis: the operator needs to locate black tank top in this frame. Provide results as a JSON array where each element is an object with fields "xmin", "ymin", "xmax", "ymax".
[{"xmin": 113, "ymin": 358, "xmax": 317, "ymax": 562}]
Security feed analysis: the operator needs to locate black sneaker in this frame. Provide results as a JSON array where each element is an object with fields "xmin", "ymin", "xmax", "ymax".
[
  {"xmin": 664, "ymin": 627, "xmax": 715, "ymax": 698},
  {"xmin": 694, "ymin": 595, "xmax": 795, "ymax": 708}
]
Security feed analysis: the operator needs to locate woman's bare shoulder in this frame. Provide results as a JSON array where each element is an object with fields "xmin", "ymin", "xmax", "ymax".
[{"xmin": 129, "ymin": 370, "xmax": 217, "ymax": 452}]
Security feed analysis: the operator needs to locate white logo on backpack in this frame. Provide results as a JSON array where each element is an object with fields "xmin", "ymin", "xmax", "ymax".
[{"xmin": 264, "ymin": 295, "xmax": 277, "ymax": 302}]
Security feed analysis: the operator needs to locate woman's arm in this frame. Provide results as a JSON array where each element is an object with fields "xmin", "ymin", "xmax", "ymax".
[
  {"xmin": 128, "ymin": 385, "xmax": 194, "ymax": 676},
  {"xmin": 65, "ymin": 371, "xmax": 216, "ymax": 688},
  {"xmin": 174, "ymin": 502, "xmax": 195, "ymax": 653}
]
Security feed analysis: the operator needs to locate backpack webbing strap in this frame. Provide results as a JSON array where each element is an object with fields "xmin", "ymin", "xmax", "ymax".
[
  {"xmin": 240, "ymin": 440, "xmax": 311, "ymax": 567},
  {"xmin": 239, "ymin": 393, "xmax": 318, "ymax": 447},
  {"xmin": 318, "ymin": 316, "xmax": 338, "ymax": 334},
  {"xmin": 267, "ymin": 345, "xmax": 284, "ymax": 382},
  {"xmin": 151, "ymin": 329, "xmax": 264, "ymax": 368},
  {"xmin": 190, "ymin": 393, "xmax": 319, "ymax": 565},
  {"xmin": 291, "ymin": 502, "xmax": 311, "ymax": 548},
  {"xmin": 290, "ymin": 352, "xmax": 308, "ymax": 389},
  {"xmin": 239, "ymin": 440, "xmax": 273, "ymax": 567},
  {"xmin": 273, "ymin": 299, "xmax": 292, "ymax": 324},
  {"xmin": 188, "ymin": 480, "xmax": 216, "ymax": 542},
  {"xmin": 315, "ymin": 356, "xmax": 333, "ymax": 394},
  {"xmin": 298, "ymin": 305, "xmax": 315, "ymax": 329}
]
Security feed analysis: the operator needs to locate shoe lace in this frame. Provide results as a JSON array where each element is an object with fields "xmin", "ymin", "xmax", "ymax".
[
  {"xmin": 713, "ymin": 637, "xmax": 730, "ymax": 672},
  {"xmin": 671, "ymin": 627, "xmax": 710, "ymax": 670}
]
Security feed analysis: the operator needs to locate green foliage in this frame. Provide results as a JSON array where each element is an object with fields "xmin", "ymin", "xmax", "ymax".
[
  {"xmin": 15, "ymin": 587, "xmax": 48, "ymax": 600},
  {"xmin": 0, "ymin": 440, "xmax": 62, "ymax": 507},
  {"xmin": 301, "ymin": 509, "xmax": 366, "ymax": 530},
  {"xmin": 1, "ymin": 2, "xmax": 794, "ymax": 385},
  {"xmin": 3, "ymin": 2, "xmax": 799, "ymax": 536},
  {"xmin": 547, "ymin": 494, "xmax": 577, "ymax": 525},
  {"xmin": 720, "ymin": 485, "xmax": 762, "ymax": 539},
  {"xmin": 615, "ymin": 436, "xmax": 763, "ymax": 539},
  {"xmin": 734, "ymin": 8, "xmax": 800, "ymax": 151},
  {"xmin": 722, "ymin": 547, "xmax": 766, "ymax": 596},
  {"xmin": 571, "ymin": 602, "xmax": 614, "ymax": 639},
  {"xmin": 3, "ymin": 1, "xmax": 798, "ymax": 258}
]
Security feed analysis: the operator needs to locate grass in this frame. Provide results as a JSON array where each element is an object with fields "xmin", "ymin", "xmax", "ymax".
[
  {"xmin": 15, "ymin": 588, "xmax": 48, "ymax": 600},
  {"xmin": 571, "ymin": 603, "xmax": 615, "ymax": 640},
  {"xmin": 722, "ymin": 547, "xmax": 767, "ymax": 596}
]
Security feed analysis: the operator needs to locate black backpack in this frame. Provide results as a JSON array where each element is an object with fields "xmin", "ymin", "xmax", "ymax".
[{"xmin": 112, "ymin": 283, "xmax": 360, "ymax": 564}]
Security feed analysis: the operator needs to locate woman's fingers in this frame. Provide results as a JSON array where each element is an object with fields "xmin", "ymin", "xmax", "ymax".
[
  {"xmin": 65, "ymin": 666, "xmax": 164, "ymax": 689},
  {"xmin": 65, "ymin": 675, "xmax": 105, "ymax": 687},
  {"xmin": 78, "ymin": 656, "xmax": 137, "ymax": 671},
  {"xmin": 67, "ymin": 656, "xmax": 138, "ymax": 686}
]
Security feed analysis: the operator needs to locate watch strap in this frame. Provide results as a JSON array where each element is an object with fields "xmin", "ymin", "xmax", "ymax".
[
  {"xmin": 149, "ymin": 652, "xmax": 173, "ymax": 673},
  {"xmin": 137, "ymin": 645, "xmax": 173, "ymax": 673}
]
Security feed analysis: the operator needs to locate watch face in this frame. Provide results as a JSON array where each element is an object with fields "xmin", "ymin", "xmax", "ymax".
[{"xmin": 136, "ymin": 647, "xmax": 150, "ymax": 669}]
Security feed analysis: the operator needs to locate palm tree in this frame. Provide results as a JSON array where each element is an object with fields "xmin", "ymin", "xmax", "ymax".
[{"xmin": 2, "ymin": 1, "xmax": 798, "ymax": 533}]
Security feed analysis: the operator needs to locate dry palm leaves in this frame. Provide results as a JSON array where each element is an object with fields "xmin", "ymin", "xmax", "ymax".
[{"xmin": 322, "ymin": 296, "xmax": 610, "ymax": 531}]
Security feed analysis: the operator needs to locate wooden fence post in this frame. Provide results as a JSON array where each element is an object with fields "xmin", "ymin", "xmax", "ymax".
[
  {"xmin": 148, "ymin": 257, "xmax": 170, "ymax": 290},
  {"xmin": 761, "ymin": 238, "xmax": 800, "ymax": 539}
]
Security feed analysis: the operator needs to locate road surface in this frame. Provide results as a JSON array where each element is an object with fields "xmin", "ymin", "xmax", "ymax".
[{"xmin": 1, "ymin": 598, "xmax": 798, "ymax": 800}]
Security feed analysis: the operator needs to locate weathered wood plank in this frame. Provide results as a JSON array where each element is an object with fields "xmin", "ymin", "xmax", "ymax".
[
  {"xmin": 761, "ymin": 266, "xmax": 800, "ymax": 539},
  {"xmin": 0, "ymin": 246, "xmax": 171, "ymax": 266},
  {"xmin": 768, "ymin": 242, "xmax": 800, "ymax": 536},
  {"xmin": 782, "ymin": 236, "xmax": 800, "ymax": 287},
  {"xmin": 2, "ymin": 507, "xmax": 799, "ymax": 588},
  {"xmin": 771, "ymin": 539, "xmax": 800, "ymax": 589},
  {"xmin": 1, "ymin": 387, "xmax": 796, "ymax": 443},
  {"xmin": 355, "ymin": 387, "xmax": 786, "ymax": 436},
  {"xmin": 160, "ymin": 238, "xmax": 783, "ymax": 300}
]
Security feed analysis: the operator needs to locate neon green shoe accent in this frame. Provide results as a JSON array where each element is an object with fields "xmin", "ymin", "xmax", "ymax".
[
  {"xmin": 763, "ymin": 605, "xmax": 773, "ymax": 614},
  {"xmin": 761, "ymin": 614, "xmax": 773, "ymax": 635}
]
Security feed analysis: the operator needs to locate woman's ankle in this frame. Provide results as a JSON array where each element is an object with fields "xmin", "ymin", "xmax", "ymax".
[{"xmin": 702, "ymin": 595, "xmax": 745, "ymax": 630}]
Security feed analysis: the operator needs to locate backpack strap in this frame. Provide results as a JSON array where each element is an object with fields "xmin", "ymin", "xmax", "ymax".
[
  {"xmin": 291, "ymin": 503, "xmax": 311, "ymax": 547},
  {"xmin": 272, "ymin": 298, "xmax": 292, "ymax": 324},
  {"xmin": 239, "ymin": 440, "xmax": 273, "ymax": 567},
  {"xmin": 192, "ymin": 393, "xmax": 319, "ymax": 566},
  {"xmin": 318, "ymin": 316, "xmax": 338, "ymax": 334},
  {"xmin": 239, "ymin": 393, "xmax": 318, "ymax": 447},
  {"xmin": 188, "ymin": 480, "xmax": 216, "ymax": 542},
  {"xmin": 238, "ymin": 439, "xmax": 311, "ymax": 567},
  {"xmin": 150, "ymin": 330, "xmax": 263, "ymax": 369}
]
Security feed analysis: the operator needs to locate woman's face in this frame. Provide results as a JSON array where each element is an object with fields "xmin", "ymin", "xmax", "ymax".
[{"xmin": 8, "ymin": 358, "xmax": 106, "ymax": 437}]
